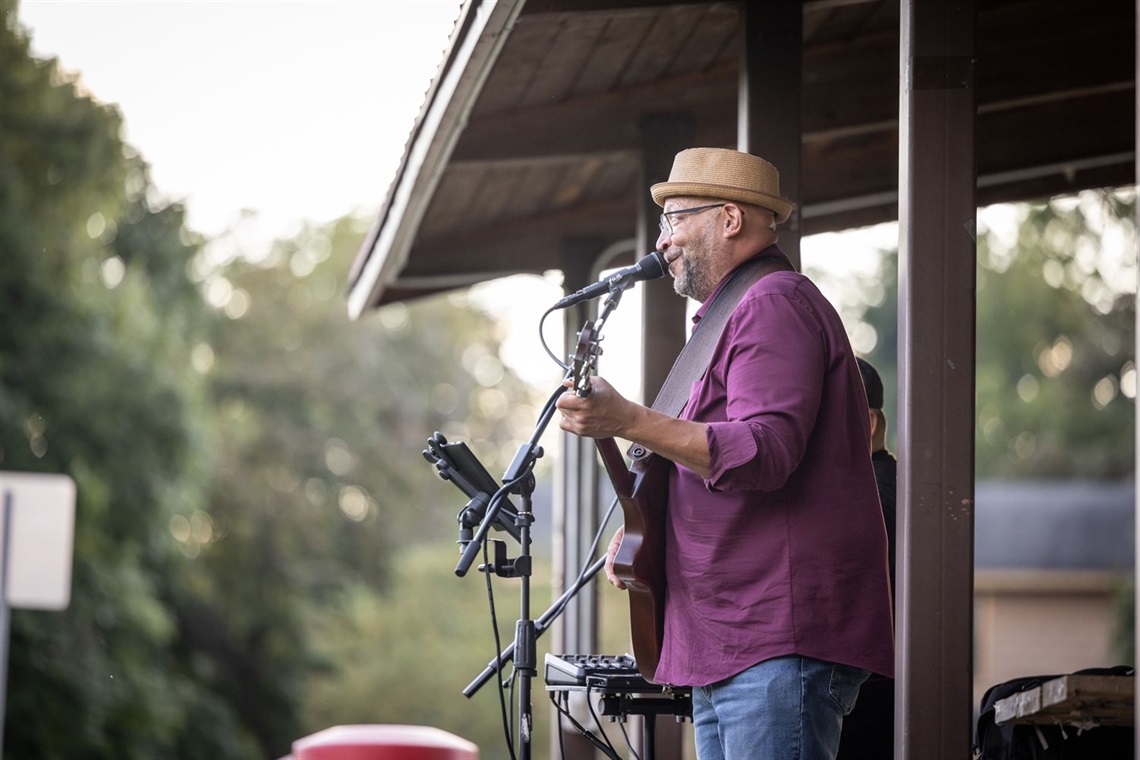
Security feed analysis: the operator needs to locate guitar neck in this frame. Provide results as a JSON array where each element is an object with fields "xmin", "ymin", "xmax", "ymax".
[{"xmin": 594, "ymin": 437, "xmax": 633, "ymax": 497}]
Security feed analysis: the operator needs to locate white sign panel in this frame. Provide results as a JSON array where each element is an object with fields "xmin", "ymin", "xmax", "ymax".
[{"xmin": 0, "ymin": 471, "xmax": 76, "ymax": 610}]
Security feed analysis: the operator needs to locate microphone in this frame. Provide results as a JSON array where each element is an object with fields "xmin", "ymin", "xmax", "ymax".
[{"xmin": 552, "ymin": 251, "xmax": 667, "ymax": 309}]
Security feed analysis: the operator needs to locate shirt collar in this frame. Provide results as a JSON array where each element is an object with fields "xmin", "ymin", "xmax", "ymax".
[{"xmin": 690, "ymin": 244, "xmax": 788, "ymax": 328}]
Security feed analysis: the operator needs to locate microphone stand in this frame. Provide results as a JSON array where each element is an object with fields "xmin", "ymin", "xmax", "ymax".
[
  {"xmin": 452, "ymin": 283, "xmax": 630, "ymax": 760},
  {"xmin": 462, "ymin": 555, "xmax": 606, "ymax": 698}
]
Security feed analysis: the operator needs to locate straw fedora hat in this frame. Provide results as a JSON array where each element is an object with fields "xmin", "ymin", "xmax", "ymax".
[{"xmin": 651, "ymin": 147, "xmax": 796, "ymax": 224}]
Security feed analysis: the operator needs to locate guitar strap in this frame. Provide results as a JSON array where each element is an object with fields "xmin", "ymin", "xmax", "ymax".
[{"xmin": 628, "ymin": 248, "xmax": 794, "ymax": 461}]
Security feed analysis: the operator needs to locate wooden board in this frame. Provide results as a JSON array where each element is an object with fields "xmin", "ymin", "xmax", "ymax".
[{"xmin": 995, "ymin": 674, "xmax": 1134, "ymax": 727}]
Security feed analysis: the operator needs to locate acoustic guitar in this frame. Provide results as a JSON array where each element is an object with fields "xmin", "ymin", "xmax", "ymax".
[{"xmin": 570, "ymin": 320, "xmax": 670, "ymax": 683}]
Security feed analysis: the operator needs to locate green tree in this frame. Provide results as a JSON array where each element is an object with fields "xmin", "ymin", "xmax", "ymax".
[
  {"xmin": 2, "ymin": 4, "xmax": 542, "ymax": 755},
  {"xmin": 298, "ymin": 543, "xmax": 643, "ymax": 757},
  {"xmin": 180, "ymin": 215, "xmax": 543, "ymax": 756},
  {"xmin": 1, "ymin": 2, "xmax": 223, "ymax": 755},
  {"xmin": 300, "ymin": 545, "xmax": 555, "ymax": 754},
  {"xmin": 974, "ymin": 191, "xmax": 1135, "ymax": 478},
  {"xmin": 819, "ymin": 189, "xmax": 1135, "ymax": 479}
]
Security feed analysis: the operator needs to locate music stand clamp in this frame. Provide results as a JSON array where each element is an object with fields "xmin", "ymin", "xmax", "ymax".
[
  {"xmin": 425, "ymin": 431, "xmax": 546, "ymax": 760},
  {"xmin": 423, "ymin": 433, "xmax": 522, "ymax": 556}
]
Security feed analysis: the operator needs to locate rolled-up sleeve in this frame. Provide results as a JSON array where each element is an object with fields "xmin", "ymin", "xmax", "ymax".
[{"xmin": 700, "ymin": 287, "xmax": 827, "ymax": 493}]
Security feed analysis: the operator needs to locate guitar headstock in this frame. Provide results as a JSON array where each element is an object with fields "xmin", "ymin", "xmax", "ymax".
[{"xmin": 570, "ymin": 320, "xmax": 602, "ymax": 398}]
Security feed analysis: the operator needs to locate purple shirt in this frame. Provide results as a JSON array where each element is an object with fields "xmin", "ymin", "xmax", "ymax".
[{"xmin": 655, "ymin": 256, "xmax": 895, "ymax": 686}]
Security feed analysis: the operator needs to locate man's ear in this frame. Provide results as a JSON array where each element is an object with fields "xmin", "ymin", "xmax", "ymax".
[
  {"xmin": 722, "ymin": 203, "xmax": 744, "ymax": 238},
  {"xmin": 868, "ymin": 408, "xmax": 880, "ymax": 439}
]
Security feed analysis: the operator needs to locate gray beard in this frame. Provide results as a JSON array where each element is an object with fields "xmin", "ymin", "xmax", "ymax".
[{"xmin": 672, "ymin": 254, "xmax": 717, "ymax": 302}]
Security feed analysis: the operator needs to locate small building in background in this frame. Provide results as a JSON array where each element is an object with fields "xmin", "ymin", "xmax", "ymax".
[{"xmin": 973, "ymin": 479, "xmax": 1134, "ymax": 709}]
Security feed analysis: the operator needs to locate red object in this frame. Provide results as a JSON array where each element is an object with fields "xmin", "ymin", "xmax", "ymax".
[{"xmin": 291, "ymin": 725, "xmax": 479, "ymax": 760}]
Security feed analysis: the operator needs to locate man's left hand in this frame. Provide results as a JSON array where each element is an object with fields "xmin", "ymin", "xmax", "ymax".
[{"xmin": 555, "ymin": 376, "xmax": 632, "ymax": 439}]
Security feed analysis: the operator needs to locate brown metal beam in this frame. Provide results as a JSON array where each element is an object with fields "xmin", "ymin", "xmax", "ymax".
[
  {"xmin": 633, "ymin": 111, "xmax": 694, "ymax": 760},
  {"xmin": 740, "ymin": 0, "xmax": 804, "ymax": 266},
  {"xmin": 1133, "ymin": 2, "xmax": 1139, "ymax": 749},
  {"xmin": 897, "ymin": 1, "xmax": 977, "ymax": 757}
]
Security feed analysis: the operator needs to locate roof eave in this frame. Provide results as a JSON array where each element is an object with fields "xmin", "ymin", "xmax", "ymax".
[{"xmin": 347, "ymin": 0, "xmax": 527, "ymax": 320}]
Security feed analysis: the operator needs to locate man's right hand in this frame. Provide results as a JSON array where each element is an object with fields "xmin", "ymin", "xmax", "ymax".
[{"xmin": 604, "ymin": 526, "xmax": 627, "ymax": 590}]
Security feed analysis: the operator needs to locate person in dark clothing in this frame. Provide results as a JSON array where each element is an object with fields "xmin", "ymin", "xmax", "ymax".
[
  {"xmin": 858, "ymin": 357, "xmax": 896, "ymax": 594},
  {"xmin": 837, "ymin": 357, "xmax": 897, "ymax": 759}
]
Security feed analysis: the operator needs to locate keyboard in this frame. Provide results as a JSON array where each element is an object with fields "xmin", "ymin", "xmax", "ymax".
[{"xmin": 544, "ymin": 653, "xmax": 657, "ymax": 691}]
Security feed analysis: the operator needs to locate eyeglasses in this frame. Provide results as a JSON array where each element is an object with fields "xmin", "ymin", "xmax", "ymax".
[{"xmin": 658, "ymin": 203, "xmax": 726, "ymax": 235}]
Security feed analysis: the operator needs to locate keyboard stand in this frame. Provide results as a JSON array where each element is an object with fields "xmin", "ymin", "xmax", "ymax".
[
  {"xmin": 545, "ymin": 653, "xmax": 691, "ymax": 760},
  {"xmin": 597, "ymin": 691, "xmax": 692, "ymax": 760}
]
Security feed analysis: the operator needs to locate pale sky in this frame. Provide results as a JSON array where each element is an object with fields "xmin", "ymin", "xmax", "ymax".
[{"xmin": 17, "ymin": 0, "xmax": 463, "ymax": 247}]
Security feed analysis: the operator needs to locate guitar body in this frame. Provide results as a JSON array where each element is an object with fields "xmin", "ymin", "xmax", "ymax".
[{"xmin": 594, "ymin": 437, "xmax": 670, "ymax": 683}]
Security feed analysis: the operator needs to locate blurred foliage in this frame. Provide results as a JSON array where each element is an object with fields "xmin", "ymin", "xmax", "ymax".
[
  {"xmin": 181, "ymin": 215, "xmax": 540, "ymax": 757},
  {"xmin": 2, "ymin": 3, "xmax": 220, "ymax": 756},
  {"xmin": 300, "ymin": 543, "xmax": 639, "ymax": 757},
  {"xmin": 301, "ymin": 545, "xmax": 554, "ymax": 753},
  {"xmin": 973, "ymin": 191, "xmax": 1136, "ymax": 478},
  {"xmin": 1, "ymin": 4, "xmax": 541, "ymax": 757},
  {"xmin": 815, "ymin": 189, "xmax": 1135, "ymax": 479}
]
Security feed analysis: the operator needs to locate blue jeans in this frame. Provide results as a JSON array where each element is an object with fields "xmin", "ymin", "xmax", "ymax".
[{"xmin": 692, "ymin": 655, "xmax": 870, "ymax": 760}]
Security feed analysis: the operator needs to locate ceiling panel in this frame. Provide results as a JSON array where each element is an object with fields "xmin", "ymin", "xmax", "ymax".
[{"xmin": 352, "ymin": 0, "xmax": 1134, "ymax": 307}]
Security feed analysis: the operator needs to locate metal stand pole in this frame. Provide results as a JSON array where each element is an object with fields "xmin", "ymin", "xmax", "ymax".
[
  {"xmin": 462, "ymin": 555, "xmax": 606, "ymax": 697},
  {"xmin": 0, "ymin": 488, "xmax": 13, "ymax": 753},
  {"xmin": 514, "ymin": 490, "xmax": 535, "ymax": 760},
  {"xmin": 445, "ymin": 284, "xmax": 634, "ymax": 760}
]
